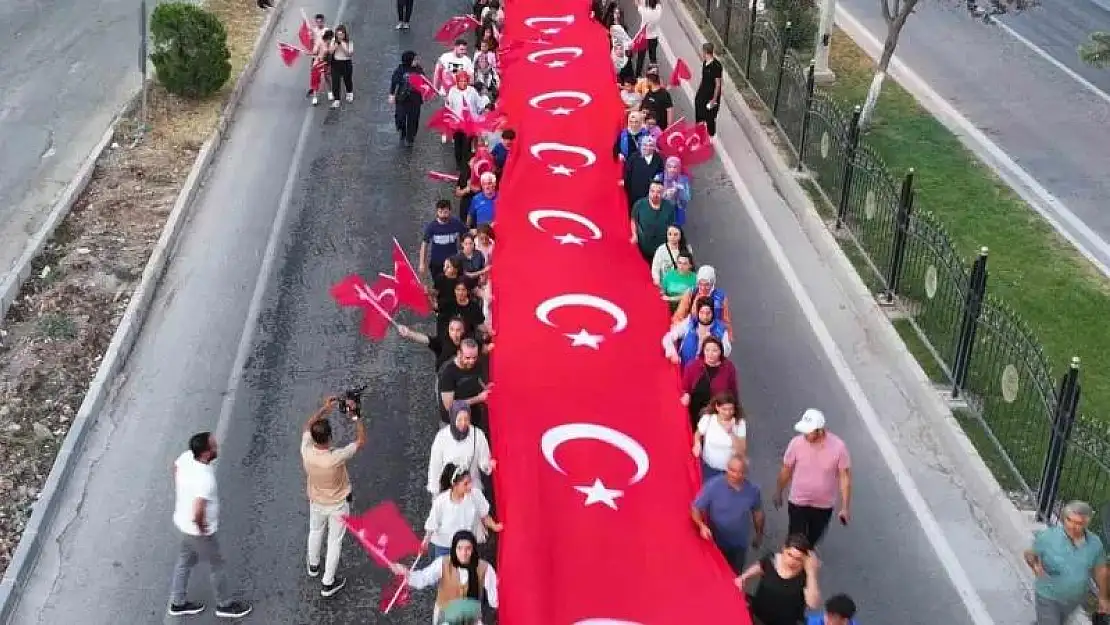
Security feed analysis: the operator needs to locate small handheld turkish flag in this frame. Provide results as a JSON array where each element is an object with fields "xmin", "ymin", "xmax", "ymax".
[
  {"xmin": 277, "ymin": 42, "xmax": 303, "ymax": 68},
  {"xmin": 406, "ymin": 73, "xmax": 439, "ymax": 102},
  {"xmin": 343, "ymin": 501, "xmax": 422, "ymax": 569},
  {"xmin": 379, "ymin": 573, "xmax": 411, "ymax": 612},
  {"xmin": 297, "ymin": 19, "xmax": 314, "ymax": 50},
  {"xmin": 329, "ymin": 274, "xmax": 400, "ymax": 340},
  {"xmin": 669, "ymin": 58, "xmax": 692, "ymax": 86},
  {"xmin": 434, "ymin": 15, "xmax": 481, "ymax": 43},
  {"xmin": 629, "ymin": 25, "xmax": 649, "ymax": 52},
  {"xmin": 388, "ymin": 239, "xmax": 432, "ymax": 316}
]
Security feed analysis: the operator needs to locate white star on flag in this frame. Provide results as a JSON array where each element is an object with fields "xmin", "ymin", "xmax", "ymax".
[
  {"xmin": 550, "ymin": 107, "xmax": 573, "ymax": 116},
  {"xmin": 549, "ymin": 165, "xmax": 574, "ymax": 176},
  {"xmin": 574, "ymin": 479, "xmax": 624, "ymax": 510},
  {"xmin": 565, "ymin": 328, "xmax": 603, "ymax": 349},
  {"xmin": 547, "ymin": 60, "xmax": 568, "ymax": 68},
  {"xmin": 554, "ymin": 233, "xmax": 586, "ymax": 246}
]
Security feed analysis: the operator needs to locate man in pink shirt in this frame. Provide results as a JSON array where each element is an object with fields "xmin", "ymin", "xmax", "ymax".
[{"xmin": 772, "ymin": 409, "xmax": 852, "ymax": 548}]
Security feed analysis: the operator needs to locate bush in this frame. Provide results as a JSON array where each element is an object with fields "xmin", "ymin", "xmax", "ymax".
[
  {"xmin": 149, "ymin": 2, "xmax": 232, "ymax": 99},
  {"xmin": 765, "ymin": 0, "xmax": 819, "ymax": 54}
]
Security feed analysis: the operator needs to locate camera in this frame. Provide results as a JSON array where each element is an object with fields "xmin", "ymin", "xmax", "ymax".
[{"xmin": 338, "ymin": 385, "xmax": 367, "ymax": 418}]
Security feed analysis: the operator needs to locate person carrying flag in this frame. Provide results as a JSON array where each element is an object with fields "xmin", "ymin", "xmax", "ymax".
[
  {"xmin": 309, "ymin": 29, "xmax": 334, "ymax": 107},
  {"xmin": 390, "ymin": 529, "xmax": 499, "ymax": 625},
  {"xmin": 303, "ymin": 13, "xmax": 329, "ymax": 99},
  {"xmin": 435, "ymin": 39, "xmax": 475, "ymax": 95}
]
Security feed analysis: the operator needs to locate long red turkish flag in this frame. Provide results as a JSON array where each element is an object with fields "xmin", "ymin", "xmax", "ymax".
[{"xmin": 489, "ymin": 2, "xmax": 751, "ymax": 624}]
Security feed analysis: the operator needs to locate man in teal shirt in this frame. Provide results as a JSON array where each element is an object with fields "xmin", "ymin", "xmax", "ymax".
[{"xmin": 1025, "ymin": 500, "xmax": 1110, "ymax": 625}]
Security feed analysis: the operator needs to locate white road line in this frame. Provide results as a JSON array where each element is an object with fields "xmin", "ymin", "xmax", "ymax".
[
  {"xmin": 837, "ymin": 6, "xmax": 1110, "ymax": 281},
  {"xmin": 992, "ymin": 18, "xmax": 1110, "ymax": 108},
  {"xmin": 657, "ymin": 31, "xmax": 998, "ymax": 625},
  {"xmin": 215, "ymin": 0, "xmax": 352, "ymax": 442}
]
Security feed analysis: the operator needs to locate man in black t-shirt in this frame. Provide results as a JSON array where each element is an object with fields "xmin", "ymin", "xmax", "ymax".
[
  {"xmin": 437, "ymin": 339, "xmax": 491, "ymax": 429},
  {"xmin": 695, "ymin": 42, "xmax": 723, "ymax": 136},
  {"xmin": 640, "ymin": 68, "xmax": 674, "ymax": 129},
  {"xmin": 397, "ymin": 317, "xmax": 468, "ymax": 370}
]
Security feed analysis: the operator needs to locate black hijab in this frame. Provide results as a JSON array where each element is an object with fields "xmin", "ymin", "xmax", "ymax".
[
  {"xmin": 400, "ymin": 50, "xmax": 417, "ymax": 70},
  {"xmin": 449, "ymin": 530, "xmax": 483, "ymax": 601}
]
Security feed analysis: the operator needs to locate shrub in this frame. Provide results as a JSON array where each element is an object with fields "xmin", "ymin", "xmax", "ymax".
[
  {"xmin": 149, "ymin": 2, "xmax": 232, "ymax": 99},
  {"xmin": 765, "ymin": 0, "xmax": 819, "ymax": 54}
]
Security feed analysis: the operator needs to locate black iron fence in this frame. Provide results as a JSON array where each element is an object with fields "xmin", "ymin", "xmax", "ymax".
[{"xmin": 689, "ymin": 0, "xmax": 1110, "ymax": 533}]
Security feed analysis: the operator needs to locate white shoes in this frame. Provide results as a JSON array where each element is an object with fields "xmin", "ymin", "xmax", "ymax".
[
  {"xmin": 311, "ymin": 94, "xmax": 319, "ymax": 106},
  {"xmin": 395, "ymin": 22, "xmax": 404, "ymax": 29},
  {"xmin": 327, "ymin": 91, "xmax": 335, "ymax": 102},
  {"xmin": 330, "ymin": 100, "xmax": 340, "ymax": 109},
  {"xmin": 346, "ymin": 92, "xmax": 354, "ymax": 102}
]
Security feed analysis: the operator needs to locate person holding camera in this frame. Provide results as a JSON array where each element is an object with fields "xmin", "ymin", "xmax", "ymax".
[{"xmin": 301, "ymin": 393, "xmax": 367, "ymax": 598}]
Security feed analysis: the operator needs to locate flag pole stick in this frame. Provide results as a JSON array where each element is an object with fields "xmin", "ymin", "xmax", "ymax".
[
  {"xmin": 360, "ymin": 292, "xmax": 401, "ymax": 330},
  {"xmin": 383, "ymin": 553, "xmax": 422, "ymax": 614}
]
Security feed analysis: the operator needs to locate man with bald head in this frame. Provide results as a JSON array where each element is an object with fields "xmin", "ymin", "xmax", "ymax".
[{"xmin": 691, "ymin": 455, "xmax": 765, "ymax": 574}]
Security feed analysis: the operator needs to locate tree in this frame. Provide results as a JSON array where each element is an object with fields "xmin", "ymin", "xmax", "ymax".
[
  {"xmin": 858, "ymin": 0, "xmax": 1039, "ymax": 129},
  {"xmin": 149, "ymin": 2, "xmax": 232, "ymax": 99},
  {"xmin": 1079, "ymin": 32, "xmax": 1110, "ymax": 69}
]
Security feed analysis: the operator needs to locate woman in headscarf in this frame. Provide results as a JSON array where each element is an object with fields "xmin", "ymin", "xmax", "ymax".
[
  {"xmin": 612, "ymin": 40, "xmax": 635, "ymax": 85},
  {"xmin": 389, "ymin": 51, "xmax": 425, "ymax": 147},
  {"xmin": 672, "ymin": 264, "xmax": 733, "ymax": 336},
  {"xmin": 422, "ymin": 465, "xmax": 502, "ymax": 559},
  {"xmin": 660, "ymin": 251, "xmax": 697, "ymax": 311},
  {"xmin": 391, "ymin": 529, "xmax": 499, "ymax": 625},
  {"xmin": 662, "ymin": 296, "xmax": 732, "ymax": 367},
  {"xmin": 428, "ymin": 402, "xmax": 495, "ymax": 497},
  {"xmin": 613, "ymin": 110, "xmax": 649, "ymax": 161},
  {"xmin": 679, "ymin": 335, "xmax": 740, "ymax": 431},
  {"xmin": 623, "ymin": 136, "xmax": 665, "ymax": 212},
  {"xmin": 472, "ymin": 52, "xmax": 499, "ymax": 101},
  {"xmin": 692, "ymin": 392, "xmax": 747, "ymax": 483},
  {"xmin": 662, "ymin": 155, "xmax": 692, "ymax": 226},
  {"xmin": 651, "ymin": 224, "xmax": 693, "ymax": 286}
]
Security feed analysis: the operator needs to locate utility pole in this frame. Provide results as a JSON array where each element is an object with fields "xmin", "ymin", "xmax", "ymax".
[
  {"xmin": 813, "ymin": 0, "xmax": 837, "ymax": 85},
  {"xmin": 138, "ymin": 0, "xmax": 150, "ymax": 136}
]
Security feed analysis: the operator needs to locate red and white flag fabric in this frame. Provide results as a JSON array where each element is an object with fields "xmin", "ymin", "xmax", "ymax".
[
  {"xmin": 385, "ymin": 239, "xmax": 432, "ymax": 317},
  {"xmin": 426, "ymin": 106, "xmax": 500, "ymax": 138},
  {"xmin": 378, "ymin": 572, "xmax": 411, "ymax": 612},
  {"xmin": 427, "ymin": 170, "xmax": 460, "ymax": 183},
  {"xmin": 629, "ymin": 24, "xmax": 649, "ymax": 52},
  {"xmin": 406, "ymin": 72, "xmax": 440, "ymax": 102},
  {"xmin": 669, "ymin": 58, "xmax": 692, "ymax": 86},
  {"xmin": 329, "ymin": 274, "xmax": 399, "ymax": 340},
  {"xmin": 297, "ymin": 15, "xmax": 314, "ymax": 50},
  {"xmin": 658, "ymin": 118, "xmax": 715, "ymax": 169},
  {"xmin": 432, "ymin": 63, "xmax": 457, "ymax": 92},
  {"xmin": 342, "ymin": 501, "xmax": 422, "ymax": 568},
  {"xmin": 488, "ymin": 3, "xmax": 751, "ymax": 624},
  {"xmin": 434, "ymin": 15, "xmax": 481, "ymax": 43},
  {"xmin": 277, "ymin": 42, "xmax": 306, "ymax": 67}
]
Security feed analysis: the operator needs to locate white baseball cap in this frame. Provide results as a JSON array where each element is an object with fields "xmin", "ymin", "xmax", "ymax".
[{"xmin": 794, "ymin": 408, "xmax": 826, "ymax": 434}]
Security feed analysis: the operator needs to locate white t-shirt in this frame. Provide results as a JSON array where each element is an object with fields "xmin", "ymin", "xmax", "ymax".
[
  {"xmin": 437, "ymin": 52, "xmax": 475, "ymax": 80},
  {"xmin": 638, "ymin": 4, "xmax": 663, "ymax": 39},
  {"xmin": 424, "ymin": 489, "xmax": 490, "ymax": 548},
  {"xmin": 445, "ymin": 86, "xmax": 485, "ymax": 117},
  {"xmin": 697, "ymin": 415, "xmax": 747, "ymax": 470},
  {"xmin": 172, "ymin": 451, "xmax": 219, "ymax": 535}
]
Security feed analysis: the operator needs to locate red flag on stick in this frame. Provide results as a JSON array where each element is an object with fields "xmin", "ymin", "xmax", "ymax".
[
  {"xmin": 386, "ymin": 239, "xmax": 432, "ymax": 316},
  {"xmin": 297, "ymin": 20, "xmax": 314, "ymax": 50},
  {"xmin": 406, "ymin": 73, "xmax": 440, "ymax": 102},
  {"xmin": 379, "ymin": 572, "xmax": 412, "ymax": 612},
  {"xmin": 669, "ymin": 58, "xmax": 692, "ymax": 86},
  {"xmin": 343, "ymin": 501, "xmax": 422, "ymax": 568},
  {"xmin": 629, "ymin": 25, "xmax": 648, "ymax": 52},
  {"xmin": 329, "ymin": 274, "xmax": 400, "ymax": 340},
  {"xmin": 427, "ymin": 170, "xmax": 460, "ymax": 183},
  {"xmin": 277, "ymin": 42, "xmax": 305, "ymax": 67},
  {"xmin": 434, "ymin": 15, "xmax": 481, "ymax": 43}
]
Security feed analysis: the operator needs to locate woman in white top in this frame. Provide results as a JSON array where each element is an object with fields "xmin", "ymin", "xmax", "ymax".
[
  {"xmin": 445, "ymin": 71, "xmax": 485, "ymax": 170},
  {"xmin": 635, "ymin": 0, "xmax": 663, "ymax": 75},
  {"xmin": 428, "ymin": 402, "xmax": 495, "ymax": 497},
  {"xmin": 650, "ymin": 224, "xmax": 694, "ymax": 286},
  {"xmin": 391, "ymin": 529, "xmax": 498, "ymax": 624},
  {"xmin": 423, "ymin": 464, "xmax": 502, "ymax": 561},
  {"xmin": 327, "ymin": 25, "xmax": 354, "ymax": 107},
  {"xmin": 692, "ymin": 392, "xmax": 747, "ymax": 482}
]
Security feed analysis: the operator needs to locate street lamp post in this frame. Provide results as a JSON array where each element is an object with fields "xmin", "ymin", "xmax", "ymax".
[{"xmin": 813, "ymin": 0, "xmax": 837, "ymax": 85}]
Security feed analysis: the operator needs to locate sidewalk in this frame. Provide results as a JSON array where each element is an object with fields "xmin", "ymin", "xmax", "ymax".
[{"xmin": 652, "ymin": 1, "xmax": 1039, "ymax": 622}]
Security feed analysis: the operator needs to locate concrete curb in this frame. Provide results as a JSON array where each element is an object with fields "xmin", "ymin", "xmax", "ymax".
[
  {"xmin": 0, "ymin": 2, "xmax": 287, "ymax": 621},
  {"xmin": 665, "ymin": 0, "xmax": 1038, "ymax": 589},
  {"xmin": 0, "ymin": 98, "xmax": 138, "ymax": 323}
]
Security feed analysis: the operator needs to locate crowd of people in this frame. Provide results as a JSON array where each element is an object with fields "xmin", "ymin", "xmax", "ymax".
[{"xmin": 160, "ymin": 1, "xmax": 876, "ymax": 623}]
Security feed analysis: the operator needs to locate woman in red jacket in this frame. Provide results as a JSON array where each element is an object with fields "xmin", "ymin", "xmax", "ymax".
[{"xmin": 679, "ymin": 336, "xmax": 739, "ymax": 432}]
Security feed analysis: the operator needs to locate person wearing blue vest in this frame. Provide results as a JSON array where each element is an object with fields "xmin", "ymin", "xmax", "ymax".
[
  {"xmin": 806, "ymin": 594, "xmax": 858, "ymax": 625},
  {"xmin": 662, "ymin": 297, "xmax": 732, "ymax": 367}
]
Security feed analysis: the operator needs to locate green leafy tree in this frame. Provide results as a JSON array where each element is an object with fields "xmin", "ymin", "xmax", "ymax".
[
  {"xmin": 766, "ymin": 0, "xmax": 820, "ymax": 52},
  {"xmin": 1079, "ymin": 31, "xmax": 1110, "ymax": 69},
  {"xmin": 149, "ymin": 2, "xmax": 231, "ymax": 99}
]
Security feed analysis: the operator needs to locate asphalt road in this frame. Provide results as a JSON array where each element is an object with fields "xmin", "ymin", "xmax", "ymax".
[
  {"xmin": 838, "ymin": 0, "xmax": 1110, "ymax": 243},
  {"xmin": 4, "ymin": 3, "xmax": 1031, "ymax": 625},
  {"xmin": 0, "ymin": 0, "xmax": 155, "ymax": 285}
]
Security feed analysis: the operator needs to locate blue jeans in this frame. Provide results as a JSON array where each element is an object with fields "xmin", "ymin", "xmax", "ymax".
[{"xmin": 701, "ymin": 458, "xmax": 724, "ymax": 484}]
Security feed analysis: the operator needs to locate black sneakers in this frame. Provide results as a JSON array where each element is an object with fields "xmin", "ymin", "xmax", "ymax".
[
  {"xmin": 167, "ymin": 602, "xmax": 205, "ymax": 616},
  {"xmin": 320, "ymin": 576, "xmax": 347, "ymax": 598},
  {"xmin": 214, "ymin": 601, "xmax": 253, "ymax": 618}
]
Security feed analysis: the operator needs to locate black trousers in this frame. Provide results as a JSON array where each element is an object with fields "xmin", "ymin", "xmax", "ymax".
[
  {"xmin": 695, "ymin": 93, "xmax": 720, "ymax": 137},
  {"xmin": 787, "ymin": 502, "xmax": 834, "ymax": 548},
  {"xmin": 453, "ymin": 131, "xmax": 472, "ymax": 172},
  {"xmin": 396, "ymin": 0, "xmax": 414, "ymax": 21},
  {"xmin": 329, "ymin": 59, "xmax": 353, "ymax": 100},
  {"xmin": 395, "ymin": 101, "xmax": 421, "ymax": 142},
  {"xmin": 635, "ymin": 37, "xmax": 659, "ymax": 75},
  {"xmin": 718, "ymin": 544, "xmax": 747, "ymax": 575}
]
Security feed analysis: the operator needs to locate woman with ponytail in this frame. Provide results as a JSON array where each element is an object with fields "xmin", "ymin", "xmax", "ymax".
[{"xmin": 421, "ymin": 464, "xmax": 502, "ymax": 560}]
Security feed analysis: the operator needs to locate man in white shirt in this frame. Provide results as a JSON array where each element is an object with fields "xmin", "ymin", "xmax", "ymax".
[
  {"xmin": 167, "ymin": 432, "xmax": 252, "ymax": 619},
  {"xmin": 435, "ymin": 39, "xmax": 475, "ymax": 91}
]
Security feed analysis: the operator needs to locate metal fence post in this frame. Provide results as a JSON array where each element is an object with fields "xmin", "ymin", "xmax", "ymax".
[
  {"xmin": 706, "ymin": 0, "xmax": 713, "ymax": 20},
  {"xmin": 951, "ymin": 247, "xmax": 989, "ymax": 399},
  {"xmin": 139, "ymin": 0, "xmax": 149, "ymax": 130},
  {"xmin": 883, "ymin": 168, "xmax": 916, "ymax": 302},
  {"xmin": 834, "ymin": 105, "xmax": 862, "ymax": 229},
  {"xmin": 744, "ymin": 0, "xmax": 759, "ymax": 76},
  {"xmin": 795, "ymin": 62, "xmax": 817, "ymax": 171},
  {"xmin": 722, "ymin": 0, "xmax": 734, "ymax": 47},
  {"xmin": 771, "ymin": 23, "xmax": 792, "ymax": 116},
  {"xmin": 1036, "ymin": 357, "xmax": 1082, "ymax": 523}
]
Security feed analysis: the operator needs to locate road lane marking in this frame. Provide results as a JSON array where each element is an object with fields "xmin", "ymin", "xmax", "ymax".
[
  {"xmin": 993, "ymin": 17, "xmax": 1110, "ymax": 108},
  {"xmin": 657, "ymin": 28, "xmax": 998, "ymax": 625}
]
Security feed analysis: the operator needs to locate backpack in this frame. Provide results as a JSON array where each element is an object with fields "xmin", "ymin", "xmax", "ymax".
[{"xmin": 395, "ymin": 70, "xmax": 415, "ymax": 102}]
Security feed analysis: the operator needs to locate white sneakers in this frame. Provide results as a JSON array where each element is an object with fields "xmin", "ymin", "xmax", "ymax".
[
  {"xmin": 330, "ymin": 100, "xmax": 340, "ymax": 109},
  {"xmin": 311, "ymin": 94, "xmax": 319, "ymax": 106},
  {"xmin": 346, "ymin": 92, "xmax": 354, "ymax": 102}
]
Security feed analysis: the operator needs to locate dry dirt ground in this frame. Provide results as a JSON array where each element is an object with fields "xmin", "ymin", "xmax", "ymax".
[{"xmin": 0, "ymin": 1, "xmax": 265, "ymax": 575}]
